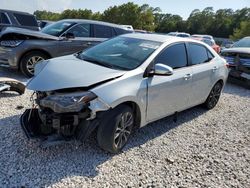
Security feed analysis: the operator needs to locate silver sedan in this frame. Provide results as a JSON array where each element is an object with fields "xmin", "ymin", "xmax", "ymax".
[{"xmin": 21, "ymin": 34, "xmax": 229, "ymax": 153}]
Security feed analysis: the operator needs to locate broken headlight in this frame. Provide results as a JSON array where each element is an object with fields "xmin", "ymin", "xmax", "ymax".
[
  {"xmin": 39, "ymin": 91, "xmax": 97, "ymax": 113},
  {"xmin": 0, "ymin": 40, "xmax": 24, "ymax": 47}
]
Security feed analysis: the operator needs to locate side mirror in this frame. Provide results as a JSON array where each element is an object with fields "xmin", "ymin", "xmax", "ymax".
[
  {"xmin": 150, "ymin": 63, "xmax": 173, "ymax": 76},
  {"xmin": 65, "ymin": 32, "xmax": 75, "ymax": 39}
]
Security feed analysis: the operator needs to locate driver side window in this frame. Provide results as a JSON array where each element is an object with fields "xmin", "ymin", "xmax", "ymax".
[
  {"xmin": 66, "ymin": 24, "xmax": 90, "ymax": 37},
  {"xmin": 154, "ymin": 43, "xmax": 188, "ymax": 69}
]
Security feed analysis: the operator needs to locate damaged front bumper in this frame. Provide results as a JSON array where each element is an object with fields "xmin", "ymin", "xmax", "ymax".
[
  {"xmin": 20, "ymin": 108, "xmax": 100, "ymax": 144},
  {"xmin": 20, "ymin": 94, "xmax": 110, "ymax": 146}
]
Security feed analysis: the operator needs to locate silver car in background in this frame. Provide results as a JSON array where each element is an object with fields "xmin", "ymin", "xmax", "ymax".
[
  {"xmin": 21, "ymin": 34, "xmax": 228, "ymax": 153},
  {"xmin": 0, "ymin": 19, "xmax": 132, "ymax": 77}
]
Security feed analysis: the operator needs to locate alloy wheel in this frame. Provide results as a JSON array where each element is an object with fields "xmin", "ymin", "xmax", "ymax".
[
  {"xmin": 207, "ymin": 83, "xmax": 222, "ymax": 108},
  {"xmin": 114, "ymin": 112, "xmax": 134, "ymax": 149},
  {"xmin": 26, "ymin": 56, "xmax": 44, "ymax": 75}
]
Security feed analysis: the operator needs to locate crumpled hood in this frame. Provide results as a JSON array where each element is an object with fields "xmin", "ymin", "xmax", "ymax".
[
  {"xmin": 221, "ymin": 47, "xmax": 250, "ymax": 54},
  {"xmin": 27, "ymin": 55, "xmax": 126, "ymax": 91},
  {"xmin": 0, "ymin": 27, "xmax": 59, "ymax": 40}
]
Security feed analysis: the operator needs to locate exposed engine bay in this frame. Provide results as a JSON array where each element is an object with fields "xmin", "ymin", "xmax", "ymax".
[{"xmin": 20, "ymin": 90, "xmax": 110, "ymax": 146}]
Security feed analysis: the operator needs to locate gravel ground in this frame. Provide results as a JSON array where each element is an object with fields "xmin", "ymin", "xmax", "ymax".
[{"xmin": 0, "ymin": 67, "xmax": 250, "ymax": 187}]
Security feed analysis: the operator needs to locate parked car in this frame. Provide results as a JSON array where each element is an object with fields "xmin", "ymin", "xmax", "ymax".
[
  {"xmin": 121, "ymin": 25, "xmax": 134, "ymax": 31},
  {"xmin": 167, "ymin": 32, "xmax": 190, "ymax": 38},
  {"xmin": 134, "ymin": 29, "xmax": 151, "ymax": 34},
  {"xmin": 0, "ymin": 19, "xmax": 132, "ymax": 77},
  {"xmin": 0, "ymin": 9, "xmax": 39, "ymax": 32},
  {"xmin": 192, "ymin": 37, "xmax": 221, "ymax": 53},
  {"xmin": 37, "ymin": 20, "xmax": 54, "ymax": 29},
  {"xmin": 192, "ymin": 34, "xmax": 215, "ymax": 43},
  {"xmin": 221, "ymin": 36, "xmax": 250, "ymax": 88},
  {"xmin": 21, "ymin": 34, "xmax": 228, "ymax": 153}
]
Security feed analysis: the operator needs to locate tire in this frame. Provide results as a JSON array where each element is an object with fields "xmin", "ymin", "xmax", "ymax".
[
  {"xmin": 203, "ymin": 82, "xmax": 223, "ymax": 109},
  {"xmin": 20, "ymin": 51, "xmax": 49, "ymax": 78},
  {"xmin": 97, "ymin": 105, "xmax": 134, "ymax": 153}
]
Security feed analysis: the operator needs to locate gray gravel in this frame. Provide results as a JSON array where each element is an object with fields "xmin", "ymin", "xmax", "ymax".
[{"xmin": 0, "ymin": 67, "xmax": 250, "ymax": 187}]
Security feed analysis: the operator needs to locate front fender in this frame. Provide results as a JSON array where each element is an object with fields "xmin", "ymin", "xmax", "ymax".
[{"xmin": 90, "ymin": 71, "xmax": 147, "ymax": 125}]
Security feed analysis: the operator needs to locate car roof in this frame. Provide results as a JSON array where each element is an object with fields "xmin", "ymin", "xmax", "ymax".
[
  {"xmin": 0, "ymin": 9, "xmax": 33, "ymax": 16},
  {"xmin": 59, "ymin": 19, "xmax": 128, "ymax": 30},
  {"xmin": 123, "ymin": 33, "xmax": 202, "ymax": 43}
]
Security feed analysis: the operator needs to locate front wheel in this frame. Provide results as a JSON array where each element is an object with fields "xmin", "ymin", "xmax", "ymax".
[
  {"xmin": 20, "ymin": 51, "xmax": 48, "ymax": 77},
  {"xmin": 97, "ymin": 105, "xmax": 134, "ymax": 153},
  {"xmin": 204, "ymin": 82, "xmax": 223, "ymax": 109}
]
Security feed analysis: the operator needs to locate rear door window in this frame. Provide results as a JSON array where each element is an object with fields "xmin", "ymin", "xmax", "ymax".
[
  {"xmin": 0, "ymin": 13, "xmax": 10, "ymax": 24},
  {"xmin": 154, "ymin": 43, "xmax": 188, "ymax": 69},
  {"xmin": 93, "ymin": 24, "xmax": 113, "ymax": 38},
  {"xmin": 67, "ymin": 24, "xmax": 90, "ymax": 37},
  {"xmin": 188, "ymin": 43, "xmax": 213, "ymax": 65},
  {"xmin": 13, "ymin": 13, "xmax": 38, "ymax": 27}
]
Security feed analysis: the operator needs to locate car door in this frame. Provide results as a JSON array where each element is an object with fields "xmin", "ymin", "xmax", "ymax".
[
  {"xmin": 58, "ymin": 23, "xmax": 93, "ymax": 56},
  {"xmin": 187, "ymin": 43, "xmax": 218, "ymax": 106},
  {"xmin": 146, "ymin": 43, "xmax": 193, "ymax": 122}
]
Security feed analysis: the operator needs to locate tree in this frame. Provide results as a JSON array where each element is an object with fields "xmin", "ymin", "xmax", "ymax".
[
  {"xmin": 102, "ymin": 3, "xmax": 155, "ymax": 31},
  {"xmin": 33, "ymin": 5, "xmax": 250, "ymax": 38},
  {"xmin": 230, "ymin": 21, "xmax": 250, "ymax": 40}
]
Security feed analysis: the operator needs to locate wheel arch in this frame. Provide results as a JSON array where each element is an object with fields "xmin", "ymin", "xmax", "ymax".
[
  {"xmin": 216, "ymin": 79, "xmax": 224, "ymax": 86},
  {"xmin": 18, "ymin": 49, "xmax": 52, "ymax": 70},
  {"xmin": 117, "ymin": 101, "xmax": 142, "ymax": 130}
]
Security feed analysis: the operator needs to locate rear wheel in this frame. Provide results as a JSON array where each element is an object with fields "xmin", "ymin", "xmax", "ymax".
[
  {"xmin": 97, "ymin": 105, "xmax": 134, "ymax": 153},
  {"xmin": 204, "ymin": 82, "xmax": 223, "ymax": 109},
  {"xmin": 20, "ymin": 51, "xmax": 49, "ymax": 77}
]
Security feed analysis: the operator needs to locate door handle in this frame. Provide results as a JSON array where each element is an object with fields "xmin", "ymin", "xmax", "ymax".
[
  {"xmin": 212, "ymin": 66, "xmax": 218, "ymax": 72},
  {"xmin": 183, "ymin": 73, "xmax": 192, "ymax": 80}
]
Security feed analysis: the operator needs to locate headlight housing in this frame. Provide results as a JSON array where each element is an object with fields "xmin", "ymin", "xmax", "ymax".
[
  {"xmin": 0, "ymin": 40, "xmax": 24, "ymax": 47},
  {"xmin": 39, "ymin": 91, "xmax": 97, "ymax": 113}
]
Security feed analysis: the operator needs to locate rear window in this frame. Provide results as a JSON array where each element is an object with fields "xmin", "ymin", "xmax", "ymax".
[
  {"xmin": 13, "ymin": 13, "xmax": 38, "ymax": 27},
  {"xmin": 0, "ymin": 13, "xmax": 10, "ymax": 24}
]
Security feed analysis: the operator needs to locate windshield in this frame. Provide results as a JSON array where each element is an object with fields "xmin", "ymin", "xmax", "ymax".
[
  {"xmin": 233, "ymin": 38, "xmax": 250, "ymax": 48},
  {"xmin": 78, "ymin": 36, "xmax": 162, "ymax": 70},
  {"xmin": 41, "ymin": 21, "xmax": 75, "ymax": 37}
]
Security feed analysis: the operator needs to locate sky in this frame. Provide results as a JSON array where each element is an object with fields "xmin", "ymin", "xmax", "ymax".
[{"xmin": 1, "ymin": 0, "xmax": 249, "ymax": 19}]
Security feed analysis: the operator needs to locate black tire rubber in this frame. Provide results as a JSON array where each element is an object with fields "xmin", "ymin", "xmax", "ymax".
[
  {"xmin": 97, "ymin": 105, "xmax": 134, "ymax": 153},
  {"xmin": 203, "ymin": 82, "xmax": 223, "ymax": 109},
  {"xmin": 20, "ymin": 51, "xmax": 49, "ymax": 78}
]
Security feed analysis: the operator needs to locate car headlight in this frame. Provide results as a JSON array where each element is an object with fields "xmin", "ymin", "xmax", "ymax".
[
  {"xmin": 0, "ymin": 40, "xmax": 24, "ymax": 47},
  {"xmin": 39, "ymin": 91, "xmax": 97, "ymax": 113}
]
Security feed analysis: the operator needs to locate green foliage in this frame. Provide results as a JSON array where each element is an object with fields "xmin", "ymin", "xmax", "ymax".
[
  {"xmin": 230, "ymin": 21, "xmax": 250, "ymax": 40},
  {"xmin": 34, "ymin": 5, "xmax": 250, "ymax": 38},
  {"xmin": 102, "ymin": 3, "xmax": 156, "ymax": 31}
]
